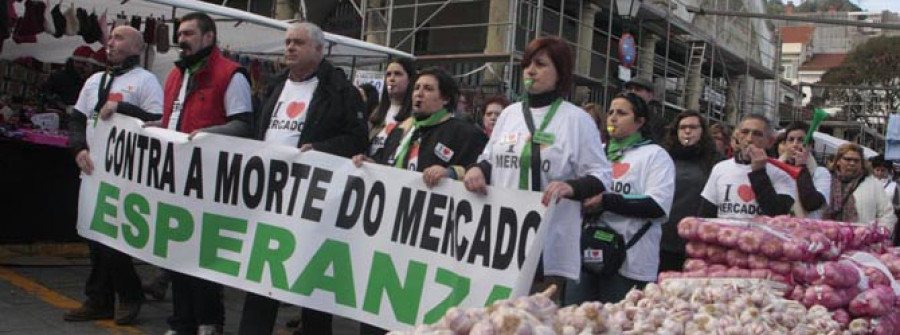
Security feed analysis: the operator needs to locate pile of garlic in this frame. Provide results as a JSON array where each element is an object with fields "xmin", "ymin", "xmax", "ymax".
[{"xmin": 391, "ymin": 280, "xmax": 850, "ymax": 335}]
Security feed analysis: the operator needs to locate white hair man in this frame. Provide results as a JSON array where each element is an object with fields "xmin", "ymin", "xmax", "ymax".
[{"xmin": 238, "ymin": 22, "xmax": 368, "ymax": 335}]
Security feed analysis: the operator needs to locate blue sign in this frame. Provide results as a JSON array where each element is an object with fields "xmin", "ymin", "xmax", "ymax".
[{"xmin": 619, "ymin": 33, "xmax": 637, "ymax": 68}]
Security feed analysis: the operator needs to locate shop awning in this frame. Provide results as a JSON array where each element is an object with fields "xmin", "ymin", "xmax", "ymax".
[{"xmin": 1, "ymin": 0, "xmax": 412, "ymax": 81}]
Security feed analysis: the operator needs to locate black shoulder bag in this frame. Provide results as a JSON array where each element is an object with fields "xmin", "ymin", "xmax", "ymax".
[{"xmin": 581, "ymin": 219, "xmax": 652, "ymax": 276}]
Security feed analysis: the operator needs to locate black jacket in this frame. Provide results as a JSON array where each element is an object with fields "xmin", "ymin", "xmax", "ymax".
[
  {"xmin": 661, "ymin": 155, "xmax": 710, "ymax": 254},
  {"xmin": 373, "ymin": 114, "xmax": 487, "ymax": 176},
  {"xmin": 252, "ymin": 60, "xmax": 368, "ymax": 158}
]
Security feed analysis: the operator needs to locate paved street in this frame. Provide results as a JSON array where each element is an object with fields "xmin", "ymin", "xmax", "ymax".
[{"xmin": 0, "ymin": 253, "xmax": 360, "ymax": 335}]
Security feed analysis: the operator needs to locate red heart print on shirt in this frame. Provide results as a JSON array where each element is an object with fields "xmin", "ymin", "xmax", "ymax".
[
  {"xmin": 286, "ymin": 101, "xmax": 307, "ymax": 119},
  {"xmin": 385, "ymin": 122, "xmax": 397, "ymax": 135},
  {"xmin": 738, "ymin": 184, "xmax": 756, "ymax": 202},
  {"xmin": 107, "ymin": 93, "xmax": 124, "ymax": 102},
  {"xmin": 612, "ymin": 162, "xmax": 630, "ymax": 179}
]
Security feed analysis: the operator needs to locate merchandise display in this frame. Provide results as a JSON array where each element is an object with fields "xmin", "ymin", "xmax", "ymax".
[{"xmin": 393, "ymin": 216, "xmax": 900, "ymax": 334}]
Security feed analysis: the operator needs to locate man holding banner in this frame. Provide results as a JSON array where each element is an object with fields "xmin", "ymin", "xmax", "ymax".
[
  {"xmin": 157, "ymin": 12, "xmax": 254, "ymax": 335},
  {"xmin": 65, "ymin": 25, "xmax": 163, "ymax": 325},
  {"xmin": 240, "ymin": 22, "xmax": 368, "ymax": 335}
]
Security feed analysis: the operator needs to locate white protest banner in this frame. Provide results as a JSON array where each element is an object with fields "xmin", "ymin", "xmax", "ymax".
[
  {"xmin": 353, "ymin": 70, "xmax": 385, "ymax": 96},
  {"xmin": 77, "ymin": 115, "xmax": 555, "ymax": 330}
]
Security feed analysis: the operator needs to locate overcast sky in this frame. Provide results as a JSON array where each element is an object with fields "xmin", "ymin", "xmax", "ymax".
[{"xmin": 857, "ymin": 0, "xmax": 899, "ymax": 12}]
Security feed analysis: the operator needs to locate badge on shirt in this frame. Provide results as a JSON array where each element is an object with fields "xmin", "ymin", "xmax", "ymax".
[
  {"xmin": 434, "ymin": 142, "xmax": 454, "ymax": 162},
  {"xmin": 500, "ymin": 132, "xmax": 519, "ymax": 145}
]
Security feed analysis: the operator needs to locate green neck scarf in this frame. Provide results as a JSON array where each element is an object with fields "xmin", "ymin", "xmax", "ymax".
[
  {"xmin": 393, "ymin": 109, "xmax": 449, "ymax": 169},
  {"xmin": 518, "ymin": 98, "xmax": 562, "ymax": 190},
  {"xmin": 606, "ymin": 133, "xmax": 645, "ymax": 162}
]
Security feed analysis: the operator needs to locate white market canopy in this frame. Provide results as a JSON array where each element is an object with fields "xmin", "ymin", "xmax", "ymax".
[{"xmin": 1, "ymin": 0, "xmax": 413, "ymax": 81}]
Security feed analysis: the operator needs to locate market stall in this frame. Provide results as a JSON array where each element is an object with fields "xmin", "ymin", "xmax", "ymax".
[
  {"xmin": 0, "ymin": 0, "xmax": 411, "ymax": 242},
  {"xmin": 390, "ymin": 216, "xmax": 900, "ymax": 334}
]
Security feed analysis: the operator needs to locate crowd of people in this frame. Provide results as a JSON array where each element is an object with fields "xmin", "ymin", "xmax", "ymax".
[{"xmin": 62, "ymin": 12, "xmax": 900, "ymax": 335}]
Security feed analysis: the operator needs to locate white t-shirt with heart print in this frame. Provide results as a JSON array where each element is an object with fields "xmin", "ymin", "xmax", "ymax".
[
  {"xmin": 368, "ymin": 104, "xmax": 401, "ymax": 156},
  {"xmin": 264, "ymin": 77, "xmax": 319, "ymax": 146},
  {"xmin": 600, "ymin": 144, "xmax": 675, "ymax": 282},
  {"xmin": 477, "ymin": 100, "xmax": 612, "ymax": 279},
  {"xmin": 701, "ymin": 159, "xmax": 797, "ymax": 219},
  {"xmin": 75, "ymin": 67, "xmax": 163, "ymax": 143}
]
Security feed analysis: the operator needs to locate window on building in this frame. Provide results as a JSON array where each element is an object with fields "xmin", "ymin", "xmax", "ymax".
[{"xmin": 783, "ymin": 64, "xmax": 794, "ymax": 80}]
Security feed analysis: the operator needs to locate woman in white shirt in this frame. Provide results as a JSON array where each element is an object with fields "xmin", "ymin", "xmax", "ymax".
[
  {"xmin": 367, "ymin": 58, "xmax": 416, "ymax": 156},
  {"xmin": 462, "ymin": 36, "xmax": 612, "ymax": 299},
  {"xmin": 824, "ymin": 143, "xmax": 896, "ymax": 230},
  {"xmin": 566, "ymin": 92, "xmax": 675, "ymax": 304}
]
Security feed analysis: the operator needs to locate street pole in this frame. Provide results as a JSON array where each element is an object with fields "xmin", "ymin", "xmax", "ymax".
[{"xmin": 686, "ymin": 6, "xmax": 900, "ymax": 30}]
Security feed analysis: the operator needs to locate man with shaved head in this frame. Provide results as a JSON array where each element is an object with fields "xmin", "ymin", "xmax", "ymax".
[
  {"xmin": 64, "ymin": 24, "xmax": 163, "ymax": 326},
  {"xmin": 155, "ymin": 12, "xmax": 253, "ymax": 335}
]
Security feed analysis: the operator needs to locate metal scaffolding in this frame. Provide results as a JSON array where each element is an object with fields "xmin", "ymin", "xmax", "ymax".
[{"xmin": 355, "ymin": 0, "xmax": 777, "ymax": 124}]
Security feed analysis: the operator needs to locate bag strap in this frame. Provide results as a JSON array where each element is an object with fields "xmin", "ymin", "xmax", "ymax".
[
  {"xmin": 625, "ymin": 221, "xmax": 653, "ymax": 250},
  {"xmin": 521, "ymin": 101, "xmax": 542, "ymax": 192}
]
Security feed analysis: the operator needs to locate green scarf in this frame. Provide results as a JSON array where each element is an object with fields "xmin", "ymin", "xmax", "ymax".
[
  {"xmin": 393, "ymin": 109, "xmax": 449, "ymax": 169},
  {"xmin": 606, "ymin": 133, "xmax": 645, "ymax": 162}
]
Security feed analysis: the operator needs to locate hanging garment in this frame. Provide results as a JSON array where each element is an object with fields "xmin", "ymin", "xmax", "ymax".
[
  {"xmin": 143, "ymin": 16, "xmax": 155, "ymax": 44},
  {"xmin": 13, "ymin": 0, "xmax": 45, "ymax": 43},
  {"xmin": 155, "ymin": 21, "xmax": 168, "ymax": 53}
]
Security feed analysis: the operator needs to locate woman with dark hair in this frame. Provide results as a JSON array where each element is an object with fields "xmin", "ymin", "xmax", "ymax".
[
  {"xmin": 357, "ymin": 83, "xmax": 380, "ymax": 122},
  {"xmin": 773, "ymin": 121, "xmax": 830, "ymax": 219},
  {"xmin": 710, "ymin": 122, "xmax": 733, "ymax": 158},
  {"xmin": 462, "ymin": 37, "xmax": 612, "ymax": 299},
  {"xmin": 566, "ymin": 92, "xmax": 675, "ymax": 304},
  {"xmin": 479, "ymin": 95, "xmax": 509, "ymax": 136},
  {"xmin": 354, "ymin": 67, "xmax": 487, "ymax": 185},
  {"xmin": 368, "ymin": 58, "xmax": 416, "ymax": 156},
  {"xmin": 353, "ymin": 67, "xmax": 486, "ymax": 335},
  {"xmin": 658, "ymin": 111, "xmax": 717, "ymax": 272},
  {"xmin": 824, "ymin": 144, "xmax": 896, "ymax": 229}
]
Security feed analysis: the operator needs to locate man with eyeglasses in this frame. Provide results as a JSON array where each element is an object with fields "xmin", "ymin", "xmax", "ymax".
[{"xmin": 698, "ymin": 114, "xmax": 797, "ymax": 218}]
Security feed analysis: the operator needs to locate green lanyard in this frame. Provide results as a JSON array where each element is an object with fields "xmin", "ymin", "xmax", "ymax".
[
  {"xmin": 394, "ymin": 109, "xmax": 449, "ymax": 169},
  {"xmin": 519, "ymin": 98, "xmax": 561, "ymax": 190}
]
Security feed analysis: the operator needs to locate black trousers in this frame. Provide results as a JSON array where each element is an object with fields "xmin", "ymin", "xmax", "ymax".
[
  {"xmin": 658, "ymin": 250, "xmax": 687, "ymax": 273},
  {"xmin": 565, "ymin": 271, "xmax": 648, "ymax": 305},
  {"xmin": 238, "ymin": 293, "xmax": 334, "ymax": 335},
  {"xmin": 84, "ymin": 241, "xmax": 142, "ymax": 308},
  {"xmin": 167, "ymin": 272, "xmax": 225, "ymax": 333}
]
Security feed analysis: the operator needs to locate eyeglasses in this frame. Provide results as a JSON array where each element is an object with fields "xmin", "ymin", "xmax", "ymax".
[{"xmin": 840, "ymin": 156, "xmax": 861, "ymax": 163}]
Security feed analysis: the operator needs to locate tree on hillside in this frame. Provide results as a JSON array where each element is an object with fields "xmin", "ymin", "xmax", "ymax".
[
  {"xmin": 768, "ymin": 0, "xmax": 786, "ymax": 14},
  {"xmin": 819, "ymin": 36, "xmax": 900, "ymax": 138},
  {"xmin": 795, "ymin": 0, "xmax": 862, "ymax": 13}
]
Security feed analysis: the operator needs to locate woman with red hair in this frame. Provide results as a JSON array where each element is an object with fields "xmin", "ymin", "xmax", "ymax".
[{"xmin": 461, "ymin": 37, "xmax": 613, "ymax": 299}]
